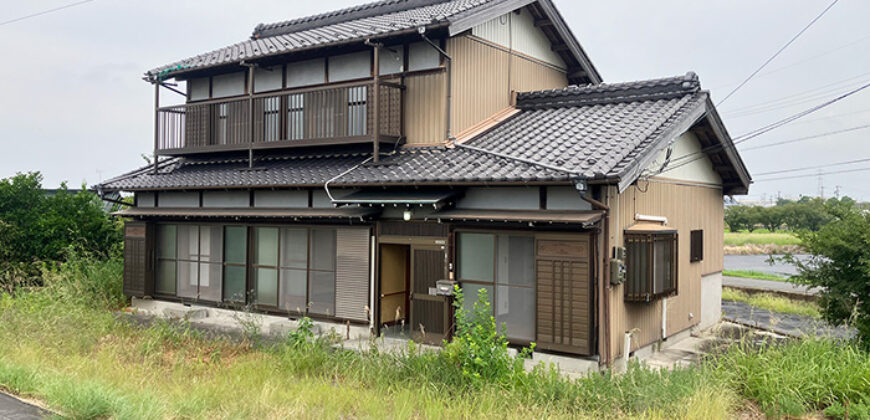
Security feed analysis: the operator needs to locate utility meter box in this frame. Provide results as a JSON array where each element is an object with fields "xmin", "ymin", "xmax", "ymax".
[
  {"xmin": 435, "ymin": 280, "xmax": 457, "ymax": 296},
  {"xmin": 610, "ymin": 259, "xmax": 626, "ymax": 285}
]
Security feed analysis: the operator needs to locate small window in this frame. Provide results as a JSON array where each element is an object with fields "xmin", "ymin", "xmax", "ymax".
[
  {"xmin": 690, "ymin": 230, "xmax": 703, "ymax": 263},
  {"xmin": 625, "ymin": 232, "xmax": 677, "ymax": 302}
]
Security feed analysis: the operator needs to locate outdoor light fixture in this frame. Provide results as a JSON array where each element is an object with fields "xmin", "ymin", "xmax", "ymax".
[{"xmin": 403, "ymin": 209, "xmax": 413, "ymax": 221}]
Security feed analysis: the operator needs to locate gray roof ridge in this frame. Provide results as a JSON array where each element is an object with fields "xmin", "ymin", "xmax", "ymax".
[
  {"xmin": 517, "ymin": 72, "xmax": 700, "ymax": 109},
  {"xmin": 98, "ymin": 157, "xmax": 183, "ymax": 187},
  {"xmin": 253, "ymin": 0, "xmax": 455, "ymax": 39}
]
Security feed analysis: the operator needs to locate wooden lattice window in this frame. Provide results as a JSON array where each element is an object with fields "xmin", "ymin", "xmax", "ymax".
[{"xmin": 625, "ymin": 232, "xmax": 678, "ymax": 302}]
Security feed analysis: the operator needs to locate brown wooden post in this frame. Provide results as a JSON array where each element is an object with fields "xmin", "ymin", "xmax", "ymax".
[
  {"xmin": 247, "ymin": 65, "xmax": 255, "ymax": 168},
  {"xmin": 372, "ymin": 45, "xmax": 380, "ymax": 163},
  {"xmin": 153, "ymin": 82, "xmax": 159, "ymax": 174}
]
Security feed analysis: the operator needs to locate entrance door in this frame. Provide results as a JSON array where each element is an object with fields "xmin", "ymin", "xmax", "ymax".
[
  {"xmin": 379, "ymin": 244, "xmax": 409, "ymax": 327},
  {"xmin": 409, "ymin": 245, "xmax": 450, "ymax": 344}
]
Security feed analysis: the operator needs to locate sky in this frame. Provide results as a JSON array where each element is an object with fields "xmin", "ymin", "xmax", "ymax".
[{"xmin": 1, "ymin": 0, "xmax": 869, "ymax": 202}]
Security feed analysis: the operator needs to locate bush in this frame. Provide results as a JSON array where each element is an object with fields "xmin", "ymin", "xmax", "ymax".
[
  {"xmin": 439, "ymin": 286, "xmax": 533, "ymax": 387},
  {"xmin": 788, "ymin": 198, "xmax": 870, "ymax": 345},
  {"xmin": 40, "ymin": 251, "xmax": 126, "ymax": 310}
]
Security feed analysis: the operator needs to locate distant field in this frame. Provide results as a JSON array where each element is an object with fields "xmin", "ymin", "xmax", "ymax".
[
  {"xmin": 722, "ymin": 287, "xmax": 820, "ymax": 319},
  {"xmin": 722, "ymin": 269, "xmax": 788, "ymax": 282},
  {"xmin": 724, "ymin": 231, "xmax": 802, "ymax": 247}
]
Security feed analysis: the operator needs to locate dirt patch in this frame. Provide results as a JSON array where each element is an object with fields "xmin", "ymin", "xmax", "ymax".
[{"xmin": 724, "ymin": 244, "xmax": 804, "ymax": 255}]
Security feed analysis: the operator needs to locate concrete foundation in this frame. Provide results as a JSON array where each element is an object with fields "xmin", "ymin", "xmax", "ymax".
[
  {"xmin": 131, "ymin": 298, "xmax": 372, "ymax": 341},
  {"xmin": 699, "ymin": 271, "xmax": 723, "ymax": 331}
]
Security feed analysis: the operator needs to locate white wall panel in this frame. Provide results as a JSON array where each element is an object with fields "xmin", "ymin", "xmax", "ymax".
[
  {"xmin": 212, "ymin": 72, "xmax": 245, "ymax": 98},
  {"xmin": 329, "ymin": 51, "xmax": 371, "ymax": 82},
  {"xmin": 287, "ymin": 58, "xmax": 326, "ymax": 87}
]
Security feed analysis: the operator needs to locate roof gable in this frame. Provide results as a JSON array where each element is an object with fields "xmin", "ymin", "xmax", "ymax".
[{"xmin": 147, "ymin": 0, "xmax": 600, "ymax": 84}]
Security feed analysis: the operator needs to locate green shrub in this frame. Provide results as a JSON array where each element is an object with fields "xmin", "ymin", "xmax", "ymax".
[{"xmin": 439, "ymin": 286, "xmax": 533, "ymax": 387}]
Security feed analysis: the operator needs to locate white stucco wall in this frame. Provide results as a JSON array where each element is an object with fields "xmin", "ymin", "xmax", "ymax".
[
  {"xmin": 698, "ymin": 272, "xmax": 722, "ymax": 330},
  {"xmin": 471, "ymin": 7, "xmax": 566, "ymax": 68},
  {"xmin": 648, "ymin": 131, "xmax": 722, "ymax": 185}
]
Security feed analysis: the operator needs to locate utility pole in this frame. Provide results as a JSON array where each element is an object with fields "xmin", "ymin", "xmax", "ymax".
[
  {"xmin": 834, "ymin": 185, "xmax": 841, "ymax": 199},
  {"xmin": 818, "ymin": 169, "xmax": 824, "ymax": 199}
]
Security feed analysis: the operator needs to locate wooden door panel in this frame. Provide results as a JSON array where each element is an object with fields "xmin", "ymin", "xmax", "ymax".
[{"xmin": 534, "ymin": 236, "xmax": 592, "ymax": 355}]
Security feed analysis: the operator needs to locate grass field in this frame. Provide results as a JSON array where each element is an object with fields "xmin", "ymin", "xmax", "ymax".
[
  {"xmin": 724, "ymin": 231, "xmax": 802, "ymax": 247},
  {"xmin": 722, "ymin": 287, "xmax": 821, "ymax": 318},
  {"xmin": 722, "ymin": 269, "xmax": 789, "ymax": 282},
  {"xmin": 0, "ymin": 256, "xmax": 868, "ymax": 419}
]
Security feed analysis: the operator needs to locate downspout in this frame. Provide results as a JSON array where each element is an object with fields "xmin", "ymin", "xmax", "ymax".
[
  {"xmin": 241, "ymin": 62, "xmax": 256, "ymax": 168},
  {"xmin": 419, "ymin": 27, "xmax": 453, "ymax": 142},
  {"xmin": 582, "ymin": 181, "xmax": 611, "ymax": 368}
]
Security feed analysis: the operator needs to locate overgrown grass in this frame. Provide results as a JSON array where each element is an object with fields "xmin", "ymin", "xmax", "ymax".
[
  {"xmin": 724, "ymin": 230, "xmax": 802, "ymax": 247},
  {"xmin": 722, "ymin": 269, "xmax": 789, "ymax": 282},
  {"xmin": 0, "ymin": 255, "xmax": 867, "ymax": 419},
  {"xmin": 722, "ymin": 287, "xmax": 821, "ymax": 318}
]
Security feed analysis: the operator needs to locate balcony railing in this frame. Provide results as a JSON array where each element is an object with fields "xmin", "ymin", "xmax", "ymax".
[{"xmin": 156, "ymin": 80, "xmax": 403, "ymax": 154}]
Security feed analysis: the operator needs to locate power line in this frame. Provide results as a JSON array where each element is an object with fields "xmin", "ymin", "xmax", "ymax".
[
  {"xmin": 754, "ymin": 157, "xmax": 870, "ymax": 176},
  {"xmin": 740, "ymin": 124, "xmax": 870, "ymax": 152},
  {"xmin": 659, "ymin": 80, "xmax": 870, "ymax": 175},
  {"xmin": 754, "ymin": 166, "xmax": 870, "ymax": 182},
  {"xmin": 0, "ymin": 0, "xmax": 94, "ymax": 27},
  {"xmin": 715, "ymin": 0, "xmax": 839, "ymax": 106},
  {"xmin": 722, "ymin": 72, "xmax": 870, "ymax": 117}
]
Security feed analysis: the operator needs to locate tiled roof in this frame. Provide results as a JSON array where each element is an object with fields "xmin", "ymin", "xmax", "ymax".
[
  {"xmin": 149, "ymin": 0, "xmax": 494, "ymax": 79},
  {"xmin": 98, "ymin": 146, "xmax": 572, "ymax": 191},
  {"xmin": 465, "ymin": 73, "xmax": 708, "ymax": 179}
]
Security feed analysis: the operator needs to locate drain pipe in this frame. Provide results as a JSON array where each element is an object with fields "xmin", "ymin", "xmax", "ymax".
[{"xmin": 419, "ymin": 27, "xmax": 453, "ymax": 143}]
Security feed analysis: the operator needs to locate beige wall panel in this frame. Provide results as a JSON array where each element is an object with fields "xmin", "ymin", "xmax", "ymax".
[
  {"xmin": 404, "ymin": 71, "xmax": 447, "ymax": 145},
  {"xmin": 509, "ymin": 55, "xmax": 568, "ymax": 94},
  {"xmin": 606, "ymin": 180, "xmax": 724, "ymax": 360},
  {"xmin": 448, "ymin": 36, "xmax": 511, "ymax": 135}
]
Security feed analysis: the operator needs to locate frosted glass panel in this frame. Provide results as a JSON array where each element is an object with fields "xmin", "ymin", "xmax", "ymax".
[
  {"xmin": 224, "ymin": 226, "xmax": 246, "ymax": 264},
  {"xmin": 280, "ymin": 228, "xmax": 308, "ymax": 269},
  {"xmin": 379, "ymin": 45, "xmax": 404, "ymax": 75},
  {"xmin": 156, "ymin": 260, "xmax": 176, "ymax": 295},
  {"xmin": 310, "ymin": 229, "xmax": 335, "ymax": 271},
  {"xmin": 157, "ymin": 225, "xmax": 176, "ymax": 258},
  {"xmin": 280, "ymin": 269, "xmax": 308, "ymax": 312},
  {"xmin": 198, "ymin": 263, "xmax": 222, "ymax": 302},
  {"xmin": 255, "ymin": 267, "xmax": 278, "ymax": 306},
  {"xmin": 223, "ymin": 265, "xmax": 246, "ymax": 303},
  {"xmin": 255, "ymin": 227, "xmax": 279, "ymax": 266},
  {"xmin": 177, "ymin": 261, "xmax": 198, "ymax": 299},
  {"xmin": 309, "ymin": 270, "xmax": 335, "ymax": 315},
  {"xmin": 460, "ymin": 284, "xmax": 493, "ymax": 317},
  {"xmin": 200, "ymin": 226, "xmax": 223, "ymax": 263},
  {"xmin": 497, "ymin": 236, "xmax": 534, "ymax": 286},
  {"xmin": 457, "ymin": 233, "xmax": 494, "ymax": 282},
  {"xmin": 496, "ymin": 285, "xmax": 534, "ymax": 341},
  {"xmin": 177, "ymin": 225, "xmax": 199, "ymax": 260}
]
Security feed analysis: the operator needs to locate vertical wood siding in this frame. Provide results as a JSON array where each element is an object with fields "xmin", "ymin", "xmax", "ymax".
[
  {"xmin": 447, "ymin": 35, "xmax": 568, "ymax": 136},
  {"xmin": 607, "ymin": 180, "xmax": 724, "ymax": 358},
  {"xmin": 335, "ymin": 228, "xmax": 372, "ymax": 321},
  {"xmin": 404, "ymin": 71, "xmax": 447, "ymax": 145}
]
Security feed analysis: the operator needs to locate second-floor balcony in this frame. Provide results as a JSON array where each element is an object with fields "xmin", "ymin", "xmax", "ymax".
[{"xmin": 156, "ymin": 80, "xmax": 403, "ymax": 155}]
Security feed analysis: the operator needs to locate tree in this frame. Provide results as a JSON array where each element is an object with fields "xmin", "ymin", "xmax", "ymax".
[
  {"xmin": 725, "ymin": 205, "xmax": 752, "ymax": 232},
  {"xmin": 757, "ymin": 206, "xmax": 784, "ymax": 232},
  {"xmin": 789, "ymin": 199, "xmax": 870, "ymax": 345},
  {"xmin": 0, "ymin": 172, "xmax": 121, "ymax": 264}
]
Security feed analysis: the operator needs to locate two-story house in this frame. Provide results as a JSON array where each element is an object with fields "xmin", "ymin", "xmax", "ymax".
[{"xmin": 98, "ymin": 0, "xmax": 750, "ymax": 367}]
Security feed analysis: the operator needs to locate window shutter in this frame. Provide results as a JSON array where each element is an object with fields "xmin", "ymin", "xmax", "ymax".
[
  {"xmin": 690, "ymin": 230, "xmax": 704, "ymax": 263},
  {"xmin": 334, "ymin": 228, "xmax": 371, "ymax": 321},
  {"xmin": 123, "ymin": 221, "xmax": 154, "ymax": 298}
]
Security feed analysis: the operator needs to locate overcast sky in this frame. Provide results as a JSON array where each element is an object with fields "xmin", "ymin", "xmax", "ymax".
[{"xmin": 1, "ymin": 0, "xmax": 869, "ymax": 202}]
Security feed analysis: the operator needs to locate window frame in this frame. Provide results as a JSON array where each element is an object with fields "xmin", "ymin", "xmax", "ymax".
[
  {"xmin": 624, "ymin": 231, "xmax": 678, "ymax": 303},
  {"xmin": 690, "ymin": 229, "xmax": 703, "ymax": 263},
  {"xmin": 455, "ymin": 230, "xmax": 537, "ymax": 343}
]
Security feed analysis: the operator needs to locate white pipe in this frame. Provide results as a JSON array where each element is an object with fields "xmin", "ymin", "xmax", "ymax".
[
  {"xmin": 635, "ymin": 214, "xmax": 668, "ymax": 224},
  {"xmin": 623, "ymin": 331, "xmax": 631, "ymax": 368},
  {"xmin": 661, "ymin": 298, "xmax": 667, "ymax": 339}
]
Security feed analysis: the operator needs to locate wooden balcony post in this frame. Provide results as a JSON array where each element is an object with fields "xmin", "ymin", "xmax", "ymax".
[
  {"xmin": 247, "ymin": 65, "xmax": 255, "ymax": 168},
  {"xmin": 372, "ymin": 45, "xmax": 380, "ymax": 163},
  {"xmin": 153, "ymin": 81, "xmax": 159, "ymax": 174}
]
